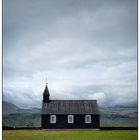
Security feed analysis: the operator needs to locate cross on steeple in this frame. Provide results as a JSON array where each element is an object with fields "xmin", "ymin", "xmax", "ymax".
[{"xmin": 46, "ymin": 77, "xmax": 48, "ymax": 85}]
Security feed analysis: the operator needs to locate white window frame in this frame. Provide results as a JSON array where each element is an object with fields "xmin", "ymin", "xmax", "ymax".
[
  {"xmin": 50, "ymin": 115, "xmax": 56, "ymax": 123},
  {"xmin": 68, "ymin": 115, "xmax": 74, "ymax": 123},
  {"xmin": 85, "ymin": 115, "xmax": 91, "ymax": 123}
]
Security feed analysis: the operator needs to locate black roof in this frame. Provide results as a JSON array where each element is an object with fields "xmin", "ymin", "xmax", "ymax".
[
  {"xmin": 42, "ymin": 100, "xmax": 99, "ymax": 114},
  {"xmin": 43, "ymin": 84, "xmax": 50, "ymax": 96}
]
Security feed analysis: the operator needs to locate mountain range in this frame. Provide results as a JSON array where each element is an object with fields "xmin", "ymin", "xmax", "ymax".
[
  {"xmin": 2, "ymin": 100, "xmax": 138, "ymax": 127},
  {"xmin": 3, "ymin": 101, "xmax": 41, "ymax": 114}
]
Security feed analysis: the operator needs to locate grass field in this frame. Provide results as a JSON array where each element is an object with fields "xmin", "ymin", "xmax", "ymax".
[{"xmin": 3, "ymin": 130, "xmax": 137, "ymax": 140}]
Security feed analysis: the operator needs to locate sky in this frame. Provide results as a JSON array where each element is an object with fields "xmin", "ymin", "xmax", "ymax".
[{"xmin": 3, "ymin": 0, "xmax": 137, "ymax": 108}]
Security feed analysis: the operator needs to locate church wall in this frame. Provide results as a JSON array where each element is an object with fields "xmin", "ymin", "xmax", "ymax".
[{"xmin": 41, "ymin": 114, "xmax": 100, "ymax": 129}]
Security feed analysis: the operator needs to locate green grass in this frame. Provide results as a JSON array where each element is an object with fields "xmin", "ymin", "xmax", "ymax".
[{"xmin": 3, "ymin": 130, "xmax": 137, "ymax": 140}]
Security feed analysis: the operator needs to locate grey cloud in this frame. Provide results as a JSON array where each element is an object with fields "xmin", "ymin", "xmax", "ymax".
[
  {"xmin": 3, "ymin": 0, "xmax": 137, "ymax": 108},
  {"xmin": 3, "ymin": 88, "xmax": 42, "ymax": 108}
]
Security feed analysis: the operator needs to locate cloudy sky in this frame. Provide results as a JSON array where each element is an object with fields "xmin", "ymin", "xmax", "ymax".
[{"xmin": 3, "ymin": 0, "xmax": 137, "ymax": 108}]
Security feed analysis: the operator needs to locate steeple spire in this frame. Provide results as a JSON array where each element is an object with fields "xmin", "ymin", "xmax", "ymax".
[
  {"xmin": 43, "ymin": 80, "xmax": 50, "ymax": 102},
  {"xmin": 43, "ymin": 83, "xmax": 50, "ymax": 95}
]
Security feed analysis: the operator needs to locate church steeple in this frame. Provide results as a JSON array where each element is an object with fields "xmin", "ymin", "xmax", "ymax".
[{"xmin": 43, "ymin": 82, "xmax": 50, "ymax": 103}]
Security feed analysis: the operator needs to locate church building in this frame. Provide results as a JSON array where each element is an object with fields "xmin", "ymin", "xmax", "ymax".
[{"xmin": 41, "ymin": 83, "xmax": 100, "ymax": 129}]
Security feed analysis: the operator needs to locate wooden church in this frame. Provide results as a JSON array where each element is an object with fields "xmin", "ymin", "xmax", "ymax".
[{"xmin": 41, "ymin": 83, "xmax": 100, "ymax": 129}]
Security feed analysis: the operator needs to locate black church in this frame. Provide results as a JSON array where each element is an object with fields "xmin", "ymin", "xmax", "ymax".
[{"xmin": 41, "ymin": 83, "xmax": 100, "ymax": 129}]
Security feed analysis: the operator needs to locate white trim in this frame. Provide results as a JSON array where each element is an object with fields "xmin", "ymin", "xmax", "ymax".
[
  {"xmin": 68, "ymin": 115, "xmax": 74, "ymax": 123},
  {"xmin": 50, "ymin": 115, "xmax": 56, "ymax": 123},
  {"xmin": 85, "ymin": 115, "xmax": 91, "ymax": 123}
]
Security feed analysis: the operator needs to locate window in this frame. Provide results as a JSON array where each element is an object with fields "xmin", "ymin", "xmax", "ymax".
[
  {"xmin": 68, "ymin": 115, "xmax": 74, "ymax": 123},
  {"xmin": 50, "ymin": 115, "xmax": 56, "ymax": 123},
  {"xmin": 85, "ymin": 115, "xmax": 91, "ymax": 123}
]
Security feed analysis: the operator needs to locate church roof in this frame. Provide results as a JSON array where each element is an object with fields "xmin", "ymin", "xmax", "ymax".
[{"xmin": 42, "ymin": 100, "xmax": 99, "ymax": 114}]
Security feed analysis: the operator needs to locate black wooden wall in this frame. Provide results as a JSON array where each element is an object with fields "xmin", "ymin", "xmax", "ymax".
[{"xmin": 41, "ymin": 114, "xmax": 100, "ymax": 129}]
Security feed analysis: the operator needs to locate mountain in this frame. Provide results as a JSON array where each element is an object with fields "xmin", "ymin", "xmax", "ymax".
[
  {"xmin": 100, "ymin": 106, "xmax": 138, "ymax": 127},
  {"xmin": 2, "ymin": 100, "xmax": 41, "ymax": 127},
  {"xmin": 2, "ymin": 100, "xmax": 41, "ymax": 115},
  {"xmin": 3, "ymin": 101, "xmax": 20, "ymax": 114},
  {"xmin": 17, "ymin": 108, "xmax": 41, "ymax": 114}
]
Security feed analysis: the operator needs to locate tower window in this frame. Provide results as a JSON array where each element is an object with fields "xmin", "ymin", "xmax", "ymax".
[
  {"xmin": 50, "ymin": 115, "xmax": 56, "ymax": 123},
  {"xmin": 85, "ymin": 115, "xmax": 91, "ymax": 123},
  {"xmin": 68, "ymin": 115, "xmax": 74, "ymax": 123}
]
